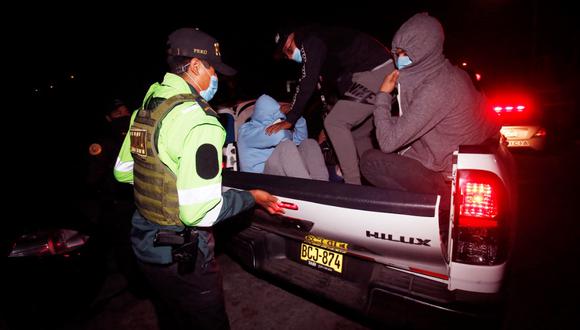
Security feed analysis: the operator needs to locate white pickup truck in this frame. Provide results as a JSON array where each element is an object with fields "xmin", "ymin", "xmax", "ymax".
[{"xmin": 218, "ymin": 100, "xmax": 518, "ymax": 327}]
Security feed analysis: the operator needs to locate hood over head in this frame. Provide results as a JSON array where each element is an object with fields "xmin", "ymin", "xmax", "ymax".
[
  {"xmin": 251, "ymin": 94, "xmax": 285, "ymax": 124},
  {"xmin": 392, "ymin": 13, "xmax": 447, "ymax": 89}
]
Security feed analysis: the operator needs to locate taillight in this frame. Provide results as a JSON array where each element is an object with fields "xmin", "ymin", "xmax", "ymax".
[
  {"xmin": 453, "ymin": 170, "xmax": 508, "ymax": 265},
  {"xmin": 9, "ymin": 229, "xmax": 89, "ymax": 257},
  {"xmin": 534, "ymin": 127, "xmax": 547, "ymax": 137},
  {"xmin": 459, "ymin": 181, "xmax": 498, "ymax": 227}
]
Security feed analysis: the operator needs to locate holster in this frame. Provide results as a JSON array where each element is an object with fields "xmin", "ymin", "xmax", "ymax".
[{"xmin": 154, "ymin": 228, "xmax": 199, "ymax": 275}]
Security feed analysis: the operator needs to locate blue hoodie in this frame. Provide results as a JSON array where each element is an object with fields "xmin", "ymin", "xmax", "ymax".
[{"xmin": 238, "ymin": 94, "xmax": 307, "ymax": 173}]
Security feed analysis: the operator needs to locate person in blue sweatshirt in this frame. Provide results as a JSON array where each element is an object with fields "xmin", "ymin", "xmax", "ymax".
[{"xmin": 238, "ymin": 94, "xmax": 328, "ymax": 181}]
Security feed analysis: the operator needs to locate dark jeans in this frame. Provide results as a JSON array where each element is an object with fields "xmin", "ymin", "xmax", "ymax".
[
  {"xmin": 360, "ymin": 150, "xmax": 451, "ymax": 210},
  {"xmin": 137, "ymin": 252, "xmax": 230, "ymax": 330}
]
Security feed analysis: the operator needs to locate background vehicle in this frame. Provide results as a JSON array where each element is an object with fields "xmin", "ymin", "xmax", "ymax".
[
  {"xmin": 491, "ymin": 93, "xmax": 547, "ymax": 151},
  {"xmin": 459, "ymin": 62, "xmax": 548, "ymax": 152},
  {"xmin": 1, "ymin": 212, "xmax": 108, "ymax": 330},
  {"xmin": 216, "ymin": 103, "xmax": 518, "ymax": 328}
]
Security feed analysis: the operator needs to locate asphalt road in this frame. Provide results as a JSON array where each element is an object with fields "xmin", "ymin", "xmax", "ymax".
[
  {"xmin": 81, "ymin": 254, "xmax": 370, "ymax": 330},
  {"xmin": 32, "ymin": 143, "xmax": 579, "ymax": 330}
]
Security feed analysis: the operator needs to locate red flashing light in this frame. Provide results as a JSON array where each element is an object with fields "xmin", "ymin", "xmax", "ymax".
[
  {"xmin": 492, "ymin": 104, "xmax": 527, "ymax": 115},
  {"xmin": 475, "ymin": 73, "xmax": 481, "ymax": 81},
  {"xmin": 490, "ymin": 91, "xmax": 533, "ymax": 117}
]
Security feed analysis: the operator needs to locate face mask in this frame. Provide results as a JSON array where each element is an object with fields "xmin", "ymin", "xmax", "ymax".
[
  {"xmin": 200, "ymin": 74, "xmax": 218, "ymax": 101},
  {"xmin": 396, "ymin": 55, "xmax": 413, "ymax": 69},
  {"xmin": 291, "ymin": 47, "xmax": 302, "ymax": 63},
  {"xmin": 187, "ymin": 65, "xmax": 219, "ymax": 101}
]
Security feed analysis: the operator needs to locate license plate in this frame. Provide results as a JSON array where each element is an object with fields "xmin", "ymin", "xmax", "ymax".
[
  {"xmin": 501, "ymin": 127, "xmax": 528, "ymax": 138},
  {"xmin": 508, "ymin": 140, "xmax": 530, "ymax": 146},
  {"xmin": 300, "ymin": 243, "xmax": 343, "ymax": 273}
]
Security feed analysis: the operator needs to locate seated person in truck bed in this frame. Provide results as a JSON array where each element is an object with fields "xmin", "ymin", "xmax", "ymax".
[
  {"xmin": 360, "ymin": 12, "xmax": 500, "ymax": 210},
  {"xmin": 238, "ymin": 94, "xmax": 328, "ymax": 181}
]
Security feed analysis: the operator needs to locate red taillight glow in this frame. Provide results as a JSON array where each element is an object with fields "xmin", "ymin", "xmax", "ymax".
[
  {"xmin": 475, "ymin": 73, "xmax": 481, "ymax": 81},
  {"xmin": 534, "ymin": 128, "xmax": 547, "ymax": 137},
  {"xmin": 457, "ymin": 171, "xmax": 502, "ymax": 228},
  {"xmin": 459, "ymin": 182, "xmax": 498, "ymax": 226}
]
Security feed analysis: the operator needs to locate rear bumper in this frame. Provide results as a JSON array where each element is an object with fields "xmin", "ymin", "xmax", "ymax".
[
  {"xmin": 506, "ymin": 137, "xmax": 546, "ymax": 151},
  {"xmin": 227, "ymin": 226, "xmax": 501, "ymax": 326}
]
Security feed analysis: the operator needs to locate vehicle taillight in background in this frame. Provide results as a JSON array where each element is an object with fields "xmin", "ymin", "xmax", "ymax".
[
  {"xmin": 9, "ymin": 229, "xmax": 89, "ymax": 257},
  {"xmin": 534, "ymin": 127, "xmax": 547, "ymax": 137},
  {"xmin": 452, "ymin": 170, "xmax": 508, "ymax": 266}
]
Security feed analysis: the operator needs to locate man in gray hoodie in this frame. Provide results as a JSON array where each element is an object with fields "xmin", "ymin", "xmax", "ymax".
[{"xmin": 360, "ymin": 13, "xmax": 499, "ymax": 209}]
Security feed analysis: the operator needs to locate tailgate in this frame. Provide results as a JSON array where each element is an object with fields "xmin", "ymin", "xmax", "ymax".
[{"xmin": 223, "ymin": 171, "xmax": 447, "ymax": 276}]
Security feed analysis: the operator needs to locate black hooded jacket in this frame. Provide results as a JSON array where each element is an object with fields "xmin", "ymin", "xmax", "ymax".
[{"xmin": 286, "ymin": 25, "xmax": 390, "ymax": 124}]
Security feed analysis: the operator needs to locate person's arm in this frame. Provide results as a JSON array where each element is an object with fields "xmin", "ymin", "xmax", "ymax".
[
  {"xmin": 267, "ymin": 36, "xmax": 327, "ymax": 136},
  {"xmin": 217, "ymin": 189, "xmax": 283, "ymax": 221},
  {"xmin": 176, "ymin": 123, "xmax": 230, "ymax": 226},
  {"xmin": 292, "ymin": 117, "xmax": 308, "ymax": 145},
  {"xmin": 286, "ymin": 36, "xmax": 327, "ymax": 124},
  {"xmin": 374, "ymin": 84, "xmax": 450, "ymax": 153},
  {"xmin": 177, "ymin": 123, "xmax": 282, "ymax": 227},
  {"xmin": 113, "ymin": 110, "xmax": 139, "ymax": 183},
  {"xmin": 239, "ymin": 123, "xmax": 291, "ymax": 149}
]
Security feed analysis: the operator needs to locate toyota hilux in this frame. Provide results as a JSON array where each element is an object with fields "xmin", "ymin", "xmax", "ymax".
[{"xmin": 217, "ymin": 100, "xmax": 518, "ymax": 327}]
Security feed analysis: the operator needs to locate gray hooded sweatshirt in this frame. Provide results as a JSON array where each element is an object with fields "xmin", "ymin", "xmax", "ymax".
[{"xmin": 373, "ymin": 12, "xmax": 499, "ymax": 177}]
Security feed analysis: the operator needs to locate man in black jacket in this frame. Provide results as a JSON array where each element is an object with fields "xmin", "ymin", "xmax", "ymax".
[{"xmin": 270, "ymin": 25, "xmax": 395, "ymax": 185}]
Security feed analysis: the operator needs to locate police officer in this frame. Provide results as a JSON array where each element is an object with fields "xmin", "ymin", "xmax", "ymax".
[{"xmin": 114, "ymin": 28, "xmax": 283, "ymax": 330}]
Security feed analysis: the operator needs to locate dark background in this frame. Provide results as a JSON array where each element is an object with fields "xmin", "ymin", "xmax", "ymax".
[
  {"xmin": 26, "ymin": 1, "xmax": 578, "ymax": 101},
  {"xmin": 15, "ymin": 0, "xmax": 578, "ymax": 212},
  {"xmin": 5, "ymin": 2, "xmax": 578, "ymax": 328}
]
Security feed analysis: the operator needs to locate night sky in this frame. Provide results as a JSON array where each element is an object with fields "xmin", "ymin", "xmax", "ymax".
[
  {"xmin": 18, "ymin": 0, "xmax": 578, "ymax": 209},
  {"xmin": 28, "ymin": 1, "xmax": 577, "ymax": 104}
]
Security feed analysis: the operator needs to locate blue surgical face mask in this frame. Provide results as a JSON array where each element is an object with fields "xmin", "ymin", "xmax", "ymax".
[
  {"xmin": 200, "ymin": 74, "xmax": 218, "ymax": 101},
  {"xmin": 396, "ymin": 55, "xmax": 413, "ymax": 69},
  {"xmin": 291, "ymin": 47, "xmax": 302, "ymax": 63},
  {"xmin": 187, "ymin": 65, "xmax": 219, "ymax": 101}
]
